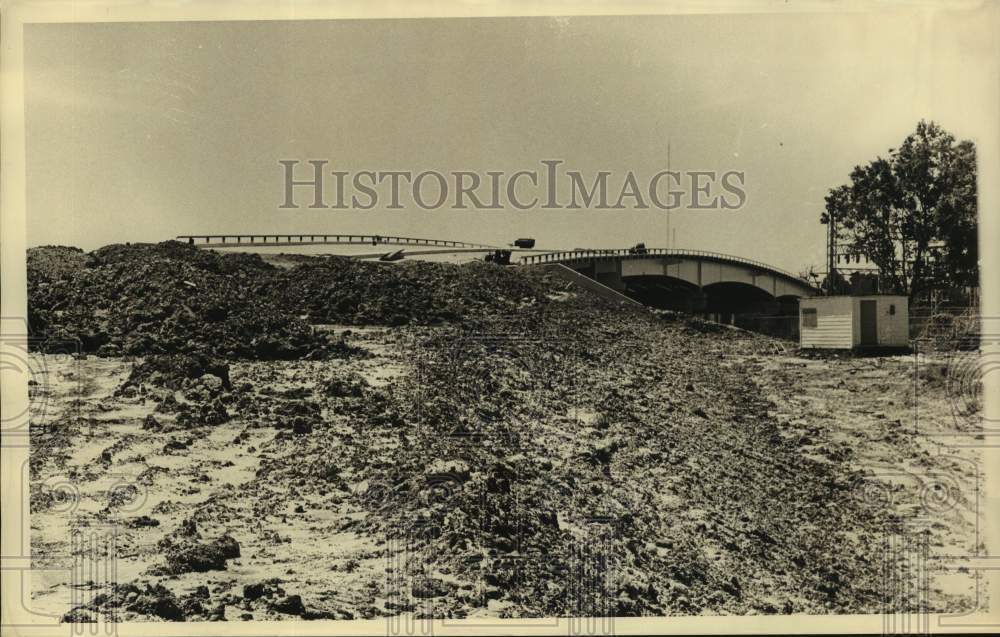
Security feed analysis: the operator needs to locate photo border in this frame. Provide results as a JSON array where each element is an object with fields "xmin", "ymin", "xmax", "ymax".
[{"xmin": 2, "ymin": 1, "xmax": 997, "ymax": 635}]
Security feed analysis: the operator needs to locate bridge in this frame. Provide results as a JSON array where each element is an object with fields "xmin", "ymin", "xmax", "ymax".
[
  {"xmin": 520, "ymin": 248, "xmax": 817, "ymax": 320},
  {"xmin": 180, "ymin": 234, "xmax": 816, "ymax": 333},
  {"xmin": 176, "ymin": 234, "xmax": 500, "ymax": 250}
]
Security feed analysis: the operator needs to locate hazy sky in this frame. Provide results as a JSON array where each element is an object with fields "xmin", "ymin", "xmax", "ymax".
[{"xmin": 23, "ymin": 9, "xmax": 995, "ymax": 273}]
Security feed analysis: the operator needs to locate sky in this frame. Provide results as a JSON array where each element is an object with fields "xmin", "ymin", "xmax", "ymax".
[{"xmin": 23, "ymin": 8, "xmax": 996, "ymax": 274}]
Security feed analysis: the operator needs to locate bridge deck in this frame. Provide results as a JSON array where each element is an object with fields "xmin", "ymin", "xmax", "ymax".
[
  {"xmin": 519, "ymin": 248, "xmax": 810, "ymax": 287},
  {"xmin": 177, "ymin": 234, "xmax": 499, "ymax": 250}
]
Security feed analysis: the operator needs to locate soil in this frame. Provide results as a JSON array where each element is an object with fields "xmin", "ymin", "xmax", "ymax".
[{"xmin": 26, "ymin": 245, "xmax": 984, "ymax": 621}]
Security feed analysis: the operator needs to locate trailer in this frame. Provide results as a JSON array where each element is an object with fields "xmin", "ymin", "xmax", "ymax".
[{"xmin": 799, "ymin": 295, "xmax": 909, "ymax": 350}]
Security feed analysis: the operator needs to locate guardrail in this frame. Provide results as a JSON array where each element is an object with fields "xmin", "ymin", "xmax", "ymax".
[
  {"xmin": 176, "ymin": 234, "xmax": 499, "ymax": 250},
  {"xmin": 519, "ymin": 248, "xmax": 812, "ymax": 286}
]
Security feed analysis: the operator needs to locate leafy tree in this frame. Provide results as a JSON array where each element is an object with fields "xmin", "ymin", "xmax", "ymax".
[{"xmin": 821, "ymin": 121, "xmax": 977, "ymax": 300}]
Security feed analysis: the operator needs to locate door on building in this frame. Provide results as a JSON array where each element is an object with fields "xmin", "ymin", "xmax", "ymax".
[{"xmin": 859, "ymin": 300, "xmax": 878, "ymax": 346}]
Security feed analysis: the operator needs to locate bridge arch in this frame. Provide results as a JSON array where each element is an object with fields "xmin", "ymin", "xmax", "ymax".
[
  {"xmin": 525, "ymin": 248, "xmax": 815, "ymax": 338},
  {"xmin": 522, "ymin": 248, "xmax": 817, "ymax": 300},
  {"xmin": 621, "ymin": 275, "xmax": 705, "ymax": 312},
  {"xmin": 701, "ymin": 281, "xmax": 777, "ymax": 315}
]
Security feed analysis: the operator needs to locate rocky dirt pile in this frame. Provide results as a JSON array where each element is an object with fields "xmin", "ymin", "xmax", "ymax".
[
  {"xmin": 118, "ymin": 353, "xmax": 233, "ymax": 392},
  {"xmin": 27, "ymin": 242, "xmax": 610, "ymax": 358},
  {"xmin": 269, "ymin": 257, "xmax": 556, "ymax": 326},
  {"xmin": 113, "ymin": 353, "xmax": 238, "ymax": 428},
  {"xmin": 334, "ymin": 316, "xmax": 900, "ymax": 617},
  {"xmin": 32, "ymin": 304, "xmax": 973, "ymax": 621},
  {"xmin": 26, "ymin": 245, "xmax": 88, "ymax": 282},
  {"xmin": 28, "ymin": 243, "xmax": 325, "ymax": 358}
]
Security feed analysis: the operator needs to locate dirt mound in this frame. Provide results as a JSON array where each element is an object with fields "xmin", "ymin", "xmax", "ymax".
[
  {"xmin": 270, "ymin": 257, "xmax": 558, "ymax": 326},
  {"xmin": 28, "ymin": 242, "xmax": 333, "ymax": 358},
  {"xmin": 26, "ymin": 245, "xmax": 87, "ymax": 281},
  {"xmin": 324, "ymin": 320, "xmax": 907, "ymax": 617},
  {"xmin": 35, "ymin": 313, "xmax": 976, "ymax": 620},
  {"xmin": 161, "ymin": 534, "xmax": 241, "ymax": 575},
  {"xmin": 27, "ymin": 242, "xmax": 632, "ymax": 359},
  {"xmin": 119, "ymin": 353, "xmax": 232, "ymax": 391},
  {"xmin": 65, "ymin": 582, "xmax": 186, "ymax": 622}
]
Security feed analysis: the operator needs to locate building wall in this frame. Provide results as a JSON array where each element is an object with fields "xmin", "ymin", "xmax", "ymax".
[
  {"xmin": 856, "ymin": 295, "xmax": 908, "ymax": 347},
  {"xmin": 801, "ymin": 295, "xmax": 909, "ymax": 349},
  {"xmin": 800, "ymin": 296, "xmax": 855, "ymax": 349}
]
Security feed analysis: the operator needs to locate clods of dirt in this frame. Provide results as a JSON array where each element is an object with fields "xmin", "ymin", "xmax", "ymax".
[{"xmin": 160, "ymin": 534, "xmax": 241, "ymax": 575}]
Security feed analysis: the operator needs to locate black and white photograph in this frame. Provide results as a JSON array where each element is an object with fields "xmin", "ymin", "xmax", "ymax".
[{"xmin": 1, "ymin": 1, "xmax": 997, "ymax": 634}]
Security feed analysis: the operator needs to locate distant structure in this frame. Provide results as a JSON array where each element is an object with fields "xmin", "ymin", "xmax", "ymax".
[
  {"xmin": 807, "ymin": 212, "xmax": 910, "ymax": 350},
  {"xmin": 822, "ymin": 207, "xmax": 880, "ymax": 295}
]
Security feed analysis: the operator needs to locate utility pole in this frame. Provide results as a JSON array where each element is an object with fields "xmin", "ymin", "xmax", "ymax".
[
  {"xmin": 825, "ymin": 206, "xmax": 837, "ymax": 295},
  {"xmin": 666, "ymin": 140, "xmax": 671, "ymax": 250}
]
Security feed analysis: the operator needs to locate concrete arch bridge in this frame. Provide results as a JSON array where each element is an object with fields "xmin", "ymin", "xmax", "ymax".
[{"xmin": 521, "ymin": 249, "xmax": 817, "ymax": 325}]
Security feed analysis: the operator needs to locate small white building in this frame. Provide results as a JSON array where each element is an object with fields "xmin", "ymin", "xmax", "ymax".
[{"xmin": 799, "ymin": 295, "xmax": 909, "ymax": 349}]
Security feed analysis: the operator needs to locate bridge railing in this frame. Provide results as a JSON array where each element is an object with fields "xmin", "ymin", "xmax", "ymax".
[
  {"xmin": 176, "ymin": 234, "xmax": 499, "ymax": 250},
  {"xmin": 519, "ymin": 248, "xmax": 811, "ymax": 286}
]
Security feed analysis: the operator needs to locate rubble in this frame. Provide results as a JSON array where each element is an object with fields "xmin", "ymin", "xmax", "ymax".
[
  {"xmin": 66, "ymin": 582, "xmax": 186, "ymax": 622},
  {"xmin": 28, "ymin": 241, "xmax": 610, "ymax": 359},
  {"xmin": 269, "ymin": 594, "xmax": 306, "ymax": 616},
  {"xmin": 28, "ymin": 243, "xmax": 329, "ymax": 358},
  {"xmin": 27, "ymin": 241, "xmax": 979, "ymax": 621},
  {"xmin": 161, "ymin": 534, "xmax": 241, "ymax": 574}
]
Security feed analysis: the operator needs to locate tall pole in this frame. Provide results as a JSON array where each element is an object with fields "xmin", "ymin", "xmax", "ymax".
[
  {"xmin": 666, "ymin": 140, "xmax": 671, "ymax": 250},
  {"xmin": 827, "ymin": 206, "xmax": 837, "ymax": 295}
]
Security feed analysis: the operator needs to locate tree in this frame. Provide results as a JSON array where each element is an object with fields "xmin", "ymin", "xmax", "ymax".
[{"xmin": 821, "ymin": 121, "xmax": 978, "ymax": 300}]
